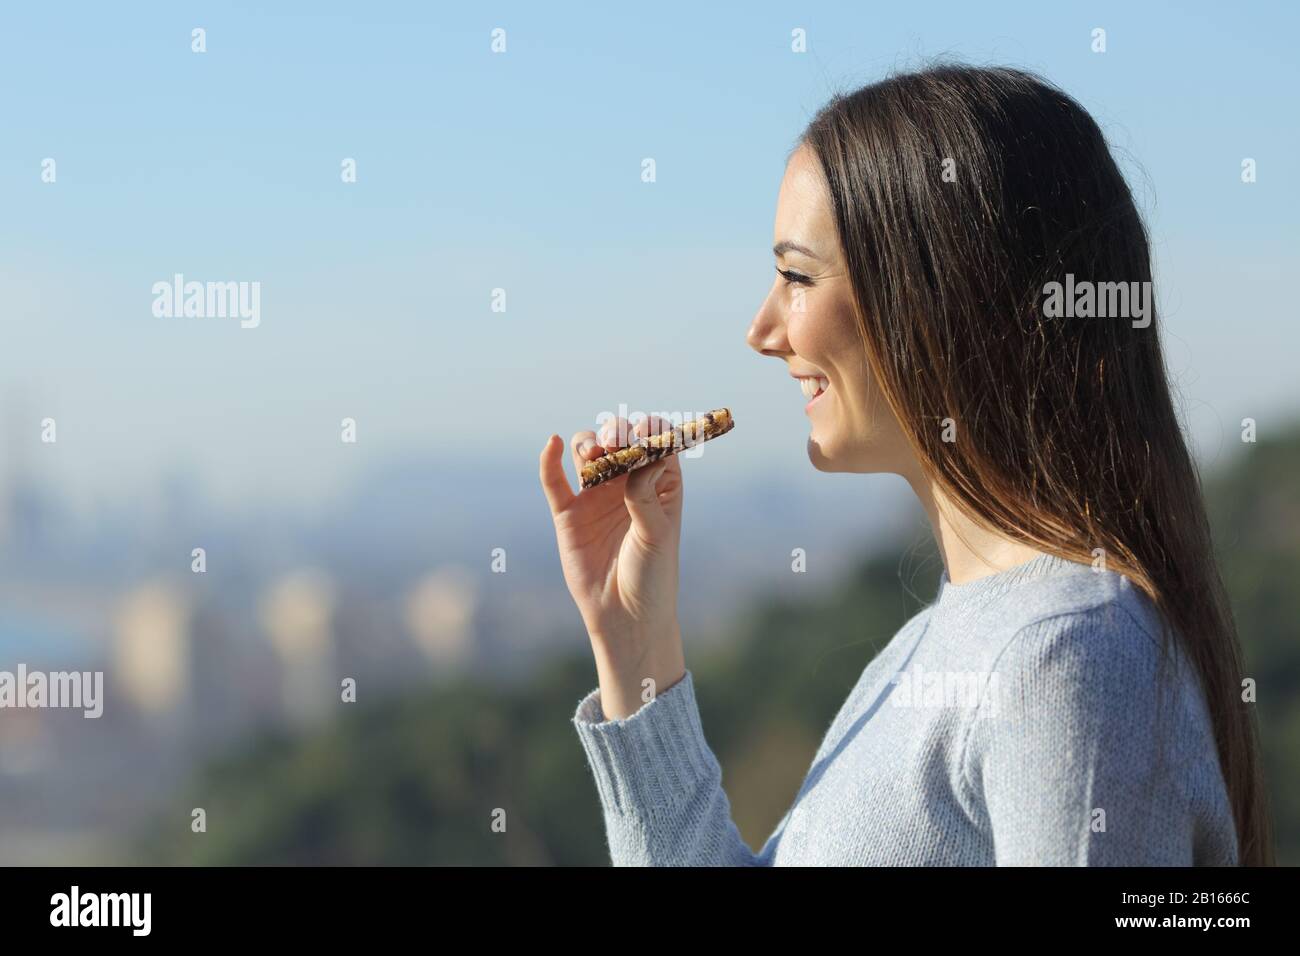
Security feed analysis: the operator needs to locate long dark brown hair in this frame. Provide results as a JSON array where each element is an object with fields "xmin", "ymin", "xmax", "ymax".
[{"xmin": 801, "ymin": 64, "xmax": 1271, "ymax": 864}]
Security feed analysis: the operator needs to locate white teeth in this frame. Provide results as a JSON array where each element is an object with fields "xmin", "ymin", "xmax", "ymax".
[{"xmin": 798, "ymin": 376, "xmax": 830, "ymax": 400}]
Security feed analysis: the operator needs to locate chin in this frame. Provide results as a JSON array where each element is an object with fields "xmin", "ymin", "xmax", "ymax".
[
  {"xmin": 806, "ymin": 435, "xmax": 844, "ymax": 472},
  {"xmin": 807, "ymin": 434, "xmax": 886, "ymax": 474}
]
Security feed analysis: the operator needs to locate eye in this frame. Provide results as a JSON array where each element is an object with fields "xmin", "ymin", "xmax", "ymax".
[{"xmin": 776, "ymin": 265, "xmax": 814, "ymax": 286}]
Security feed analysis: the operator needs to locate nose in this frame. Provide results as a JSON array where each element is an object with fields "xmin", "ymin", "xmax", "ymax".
[{"xmin": 747, "ymin": 282, "xmax": 790, "ymax": 358}]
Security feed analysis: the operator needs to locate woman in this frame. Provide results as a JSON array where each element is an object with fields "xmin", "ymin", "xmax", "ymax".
[{"xmin": 537, "ymin": 64, "xmax": 1270, "ymax": 865}]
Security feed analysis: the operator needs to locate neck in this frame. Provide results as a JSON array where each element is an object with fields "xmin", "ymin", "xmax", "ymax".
[{"xmin": 905, "ymin": 472, "xmax": 1047, "ymax": 585}]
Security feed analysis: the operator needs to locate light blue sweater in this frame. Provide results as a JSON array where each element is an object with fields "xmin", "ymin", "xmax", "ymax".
[{"xmin": 571, "ymin": 553, "xmax": 1239, "ymax": 865}]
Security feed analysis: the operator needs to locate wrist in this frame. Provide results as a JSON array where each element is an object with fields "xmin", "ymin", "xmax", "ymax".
[
  {"xmin": 589, "ymin": 625, "xmax": 685, "ymax": 720},
  {"xmin": 588, "ymin": 616, "xmax": 680, "ymax": 652}
]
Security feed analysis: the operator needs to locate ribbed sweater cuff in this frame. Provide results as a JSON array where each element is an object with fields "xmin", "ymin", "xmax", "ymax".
[{"xmin": 571, "ymin": 669, "xmax": 720, "ymax": 816}]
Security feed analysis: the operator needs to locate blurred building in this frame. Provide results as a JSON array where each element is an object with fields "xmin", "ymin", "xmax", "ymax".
[
  {"xmin": 112, "ymin": 581, "xmax": 192, "ymax": 730},
  {"xmin": 404, "ymin": 565, "xmax": 477, "ymax": 673},
  {"xmin": 260, "ymin": 569, "xmax": 336, "ymax": 727}
]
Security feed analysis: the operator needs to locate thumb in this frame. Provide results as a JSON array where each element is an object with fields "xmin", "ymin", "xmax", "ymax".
[{"xmin": 624, "ymin": 460, "xmax": 670, "ymax": 544}]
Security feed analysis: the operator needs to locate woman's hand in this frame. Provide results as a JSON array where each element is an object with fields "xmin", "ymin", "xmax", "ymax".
[{"xmin": 539, "ymin": 415, "xmax": 686, "ymax": 719}]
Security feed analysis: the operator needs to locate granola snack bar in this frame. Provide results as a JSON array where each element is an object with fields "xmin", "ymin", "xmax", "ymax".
[{"xmin": 580, "ymin": 408, "xmax": 735, "ymax": 490}]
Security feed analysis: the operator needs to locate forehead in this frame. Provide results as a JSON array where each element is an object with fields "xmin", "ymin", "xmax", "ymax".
[{"xmin": 775, "ymin": 145, "xmax": 835, "ymax": 249}]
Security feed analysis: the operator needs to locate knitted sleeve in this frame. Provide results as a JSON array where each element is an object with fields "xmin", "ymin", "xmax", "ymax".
[
  {"xmin": 571, "ymin": 669, "xmax": 781, "ymax": 866},
  {"xmin": 961, "ymin": 604, "xmax": 1238, "ymax": 866}
]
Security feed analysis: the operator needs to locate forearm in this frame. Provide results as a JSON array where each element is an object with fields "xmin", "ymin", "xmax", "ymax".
[{"xmin": 589, "ymin": 623, "xmax": 686, "ymax": 720}]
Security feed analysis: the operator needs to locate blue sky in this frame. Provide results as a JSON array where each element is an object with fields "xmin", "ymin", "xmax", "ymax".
[{"xmin": 1, "ymin": 1, "xmax": 1296, "ymax": 513}]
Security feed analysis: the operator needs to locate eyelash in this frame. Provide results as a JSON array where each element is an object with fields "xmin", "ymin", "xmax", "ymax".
[{"xmin": 777, "ymin": 265, "xmax": 813, "ymax": 286}]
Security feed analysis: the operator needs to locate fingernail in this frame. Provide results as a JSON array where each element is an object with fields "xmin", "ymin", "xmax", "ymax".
[{"xmin": 579, "ymin": 438, "xmax": 595, "ymax": 455}]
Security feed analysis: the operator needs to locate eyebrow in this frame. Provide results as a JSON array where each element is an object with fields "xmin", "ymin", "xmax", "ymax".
[{"xmin": 773, "ymin": 240, "xmax": 820, "ymax": 259}]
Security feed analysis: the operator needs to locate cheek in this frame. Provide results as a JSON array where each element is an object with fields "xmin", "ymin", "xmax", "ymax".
[
  {"xmin": 785, "ymin": 299, "xmax": 841, "ymax": 360},
  {"xmin": 787, "ymin": 295, "xmax": 861, "ymax": 380}
]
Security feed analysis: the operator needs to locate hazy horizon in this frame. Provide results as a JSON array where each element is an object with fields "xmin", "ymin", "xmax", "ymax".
[{"xmin": 2, "ymin": 1, "xmax": 1296, "ymax": 515}]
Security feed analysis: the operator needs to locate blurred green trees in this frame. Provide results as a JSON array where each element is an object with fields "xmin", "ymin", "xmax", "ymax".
[
  {"xmin": 140, "ymin": 427, "xmax": 1299, "ymax": 865},
  {"xmin": 1206, "ymin": 424, "xmax": 1300, "ymax": 863}
]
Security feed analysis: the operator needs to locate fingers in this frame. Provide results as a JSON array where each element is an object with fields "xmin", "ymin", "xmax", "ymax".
[
  {"xmin": 598, "ymin": 414, "xmax": 677, "ymax": 448},
  {"xmin": 624, "ymin": 458, "xmax": 671, "ymax": 542},
  {"xmin": 570, "ymin": 429, "xmax": 606, "ymax": 479},
  {"xmin": 597, "ymin": 414, "xmax": 650, "ymax": 449},
  {"xmin": 569, "ymin": 416, "xmax": 686, "ymax": 505},
  {"xmin": 539, "ymin": 435, "xmax": 576, "ymax": 515},
  {"xmin": 634, "ymin": 414, "xmax": 677, "ymax": 443},
  {"xmin": 596, "ymin": 416, "xmax": 626, "ymax": 449},
  {"xmin": 632, "ymin": 416, "xmax": 684, "ymax": 486}
]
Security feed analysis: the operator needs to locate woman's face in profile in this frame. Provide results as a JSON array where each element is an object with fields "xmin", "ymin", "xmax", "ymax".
[{"xmin": 747, "ymin": 144, "xmax": 915, "ymax": 480}]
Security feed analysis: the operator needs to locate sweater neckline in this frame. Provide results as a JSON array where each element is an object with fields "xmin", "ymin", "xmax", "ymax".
[{"xmin": 934, "ymin": 552, "xmax": 1090, "ymax": 613}]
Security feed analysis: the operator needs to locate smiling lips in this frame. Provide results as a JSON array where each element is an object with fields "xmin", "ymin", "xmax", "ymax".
[
  {"xmin": 795, "ymin": 374, "xmax": 830, "ymax": 411},
  {"xmin": 797, "ymin": 375, "xmax": 829, "ymax": 401}
]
